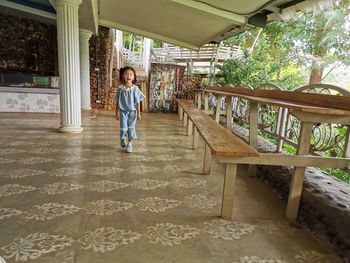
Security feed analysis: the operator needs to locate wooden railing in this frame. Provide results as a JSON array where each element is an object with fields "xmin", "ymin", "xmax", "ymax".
[{"xmin": 195, "ymin": 83, "xmax": 350, "ymax": 159}]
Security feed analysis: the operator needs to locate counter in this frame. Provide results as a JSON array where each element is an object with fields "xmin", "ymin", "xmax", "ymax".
[{"xmin": 0, "ymin": 86, "xmax": 60, "ymax": 113}]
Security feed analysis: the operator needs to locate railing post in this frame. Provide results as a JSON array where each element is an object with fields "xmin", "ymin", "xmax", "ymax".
[
  {"xmin": 276, "ymin": 108, "xmax": 288, "ymax": 152},
  {"xmin": 215, "ymin": 95, "xmax": 224, "ymax": 123},
  {"xmin": 203, "ymin": 144, "xmax": 212, "ymax": 175},
  {"xmin": 344, "ymin": 127, "xmax": 350, "ymax": 165},
  {"xmin": 226, "ymin": 96, "xmax": 233, "ymax": 130},
  {"xmin": 179, "ymin": 107, "xmax": 183, "ymax": 120},
  {"xmin": 197, "ymin": 91, "xmax": 202, "ymax": 109},
  {"xmin": 249, "ymin": 102, "xmax": 258, "ymax": 177},
  {"xmin": 204, "ymin": 92, "xmax": 209, "ymax": 111},
  {"xmin": 183, "ymin": 113, "xmax": 188, "ymax": 127}
]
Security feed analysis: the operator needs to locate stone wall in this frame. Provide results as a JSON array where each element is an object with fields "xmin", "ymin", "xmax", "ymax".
[
  {"xmin": 0, "ymin": 13, "xmax": 57, "ymax": 75},
  {"xmin": 89, "ymin": 27, "xmax": 148, "ymax": 110}
]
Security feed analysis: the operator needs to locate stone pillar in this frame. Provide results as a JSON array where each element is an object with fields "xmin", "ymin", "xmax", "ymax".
[
  {"xmin": 79, "ymin": 29, "xmax": 93, "ymax": 110},
  {"xmin": 56, "ymin": 0, "xmax": 83, "ymax": 133}
]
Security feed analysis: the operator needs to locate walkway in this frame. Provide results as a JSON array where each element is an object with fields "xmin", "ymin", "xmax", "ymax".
[{"xmin": 0, "ymin": 112, "xmax": 341, "ymax": 262}]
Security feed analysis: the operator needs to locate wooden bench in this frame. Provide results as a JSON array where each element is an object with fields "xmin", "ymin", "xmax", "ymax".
[
  {"xmin": 192, "ymin": 87, "xmax": 350, "ymax": 222},
  {"xmin": 176, "ymin": 98, "xmax": 350, "ymax": 221},
  {"xmin": 176, "ymin": 99, "xmax": 260, "ymax": 219}
]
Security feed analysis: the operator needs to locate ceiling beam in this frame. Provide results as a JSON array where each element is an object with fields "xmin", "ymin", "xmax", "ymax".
[
  {"xmin": 170, "ymin": 0, "xmax": 246, "ymax": 25},
  {"xmin": 48, "ymin": 0, "xmax": 56, "ymax": 10},
  {"xmin": 99, "ymin": 19, "xmax": 200, "ymax": 50},
  {"xmin": 0, "ymin": 0, "xmax": 56, "ymax": 20}
]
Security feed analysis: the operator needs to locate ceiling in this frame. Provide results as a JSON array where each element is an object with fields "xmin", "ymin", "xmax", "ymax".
[
  {"xmin": 98, "ymin": 0, "xmax": 307, "ymax": 49},
  {"xmin": 0, "ymin": 0, "xmax": 310, "ymax": 49}
]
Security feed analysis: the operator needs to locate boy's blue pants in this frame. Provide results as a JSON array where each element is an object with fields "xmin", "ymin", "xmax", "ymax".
[{"xmin": 119, "ymin": 110, "xmax": 137, "ymax": 140}]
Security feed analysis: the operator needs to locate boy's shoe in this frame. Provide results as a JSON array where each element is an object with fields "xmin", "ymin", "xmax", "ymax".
[
  {"xmin": 121, "ymin": 138, "xmax": 127, "ymax": 148},
  {"xmin": 126, "ymin": 142, "xmax": 133, "ymax": 153}
]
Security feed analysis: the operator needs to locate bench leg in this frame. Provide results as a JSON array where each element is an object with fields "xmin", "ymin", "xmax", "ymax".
[
  {"xmin": 179, "ymin": 107, "xmax": 183, "ymax": 120},
  {"xmin": 221, "ymin": 163, "xmax": 237, "ymax": 219},
  {"xmin": 183, "ymin": 113, "xmax": 188, "ymax": 127},
  {"xmin": 203, "ymin": 144, "xmax": 212, "ymax": 175},
  {"xmin": 187, "ymin": 119, "xmax": 193, "ymax": 136},
  {"xmin": 286, "ymin": 122, "xmax": 313, "ymax": 222},
  {"xmin": 192, "ymin": 127, "xmax": 199, "ymax": 150}
]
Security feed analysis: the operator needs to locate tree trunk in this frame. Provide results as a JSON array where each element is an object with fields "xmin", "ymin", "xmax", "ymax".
[{"xmin": 309, "ymin": 66, "xmax": 324, "ymax": 84}]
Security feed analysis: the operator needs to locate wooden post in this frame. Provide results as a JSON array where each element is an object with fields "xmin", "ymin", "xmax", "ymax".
[
  {"xmin": 197, "ymin": 91, "xmax": 202, "ymax": 109},
  {"xmin": 248, "ymin": 102, "xmax": 258, "ymax": 176},
  {"xmin": 203, "ymin": 144, "xmax": 212, "ymax": 175},
  {"xmin": 226, "ymin": 96, "xmax": 233, "ymax": 130},
  {"xmin": 286, "ymin": 122, "xmax": 313, "ymax": 222},
  {"xmin": 344, "ymin": 127, "xmax": 350, "ymax": 160},
  {"xmin": 276, "ymin": 108, "xmax": 288, "ymax": 152},
  {"xmin": 221, "ymin": 163, "xmax": 237, "ymax": 219},
  {"xmin": 215, "ymin": 95, "xmax": 224, "ymax": 123},
  {"xmin": 183, "ymin": 113, "xmax": 188, "ymax": 127},
  {"xmin": 187, "ymin": 119, "xmax": 193, "ymax": 136},
  {"xmin": 179, "ymin": 107, "xmax": 183, "ymax": 120},
  {"xmin": 193, "ymin": 127, "xmax": 199, "ymax": 150},
  {"xmin": 204, "ymin": 92, "xmax": 209, "ymax": 111}
]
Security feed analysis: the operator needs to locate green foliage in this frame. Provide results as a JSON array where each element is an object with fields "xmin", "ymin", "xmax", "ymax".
[
  {"xmin": 321, "ymin": 168, "xmax": 350, "ymax": 184},
  {"xmin": 153, "ymin": 40, "xmax": 163, "ymax": 48},
  {"xmin": 123, "ymin": 33, "xmax": 143, "ymax": 52},
  {"xmin": 283, "ymin": 144, "xmax": 297, "ymax": 155}
]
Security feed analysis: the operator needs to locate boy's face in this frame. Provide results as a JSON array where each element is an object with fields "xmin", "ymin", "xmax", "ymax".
[{"xmin": 123, "ymin": 70, "xmax": 135, "ymax": 84}]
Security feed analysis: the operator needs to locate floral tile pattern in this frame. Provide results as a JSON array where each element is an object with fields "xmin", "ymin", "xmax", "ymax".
[
  {"xmin": 0, "ymin": 112, "xmax": 341, "ymax": 262},
  {"xmin": 77, "ymin": 227, "xmax": 142, "ymax": 253},
  {"xmin": 0, "ymin": 208, "xmax": 23, "ymax": 220},
  {"xmin": 183, "ymin": 194, "xmax": 216, "ymax": 210},
  {"xmin": 1, "ymin": 233, "xmax": 74, "ymax": 261},
  {"xmin": 144, "ymin": 223, "xmax": 201, "ymax": 246},
  {"xmin": 89, "ymin": 167, "xmax": 124, "ymax": 175},
  {"xmin": 0, "ymin": 184, "xmax": 37, "ymax": 197},
  {"xmin": 84, "ymin": 200, "xmax": 133, "ymax": 216},
  {"xmin": 170, "ymin": 178, "xmax": 207, "ymax": 188},
  {"xmin": 40, "ymin": 183, "xmax": 85, "ymax": 195},
  {"xmin": 232, "ymin": 256, "xmax": 286, "ymax": 263},
  {"xmin": 4, "ymin": 169, "xmax": 46, "ymax": 179},
  {"xmin": 135, "ymin": 197, "xmax": 182, "ymax": 212},
  {"xmin": 131, "ymin": 179, "xmax": 169, "ymax": 190},
  {"xmin": 85, "ymin": 180, "xmax": 129, "ymax": 192},
  {"xmin": 295, "ymin": 250, "xmax": 342, "ymax": 263},
  {"xmin": 49, "ymin": 168, "xmax": 85, "ymax": 177},
  {"xmin": 24, "ymin": 203, "xmax": 82, "ymax": 221},
  {"xmin": 203, "ymin": 219, "xmax": 256, "ymax": 240}
]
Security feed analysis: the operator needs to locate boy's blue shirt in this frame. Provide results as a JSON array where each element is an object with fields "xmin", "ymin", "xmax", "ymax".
[{"xmin": 115, "ymin": 84, "xmax": 145, "ymax": 111}]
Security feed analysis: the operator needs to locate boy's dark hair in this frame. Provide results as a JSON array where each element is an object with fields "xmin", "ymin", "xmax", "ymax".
[{"xmin": 119, "ymin": 67, "xmax": 137, "ymax": 84}]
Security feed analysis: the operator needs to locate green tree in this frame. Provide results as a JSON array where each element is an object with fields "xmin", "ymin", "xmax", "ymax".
[{"xmin": 286, "ymin": 1, "xmax": 350, "ymax": 83}]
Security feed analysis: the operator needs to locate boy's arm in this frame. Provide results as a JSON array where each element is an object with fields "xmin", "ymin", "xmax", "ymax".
[
  {"xmin": 115, "ymin": 103, "xmax": 119, "ymax": 120},
  {"xmin": 137, "ymin": 102, "xmax": 141, "ymax": 120}
]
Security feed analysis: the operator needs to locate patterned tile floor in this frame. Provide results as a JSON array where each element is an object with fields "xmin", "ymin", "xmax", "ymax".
[{"xmin": 0, "ymin": 111, "xmax": 342, "ymax": 263}]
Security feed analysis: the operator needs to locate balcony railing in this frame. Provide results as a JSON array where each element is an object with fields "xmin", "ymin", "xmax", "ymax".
[
  {"xmin": 151, "ymin": 44, "xmax": 243, "ymax": 63},
  {"xmin": 122, "ymin": 48, "xmax": 144, "ymax": 68}
]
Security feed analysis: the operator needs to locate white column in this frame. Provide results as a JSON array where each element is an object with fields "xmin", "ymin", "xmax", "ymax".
[
  {"xmin": 142, "ymin": 38, "xmax": 152, "ymax": 75},
  {"xmin": 79, "ymin": 29, "xmax": 93, "ymax": 110},
  {"xmin": 56, "ymin": 0, "xmax": 83, "ymax": 133}
]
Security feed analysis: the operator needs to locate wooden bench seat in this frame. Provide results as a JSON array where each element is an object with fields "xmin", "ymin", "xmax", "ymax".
[
  {"xmin": 176, "ymin": 99, "xmax": 259, "ymax": 219},
  {"xmin": 187, "ymin": 89, "xmax": 350, "ymax": 222}
]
